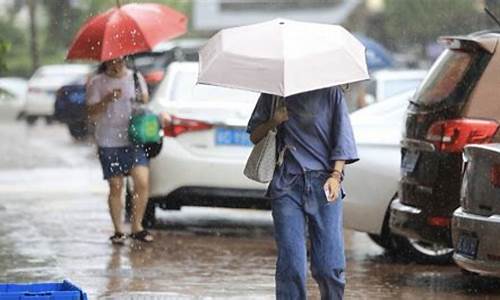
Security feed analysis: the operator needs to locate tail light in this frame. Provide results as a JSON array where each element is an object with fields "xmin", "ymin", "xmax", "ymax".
[
  {"xmin": 427, "ymin": 216, "xmax": 451, "ymax": 227},
  {"xmin": 28, "ymin": 87, "xmax": 43, "ymax": 93},
  {"xmin": 426, "ymin": 119, "xmax": 499, "ymax": 152},
  {"xmin": 163, "ymin": 116, "xmax": 213, "ymax": 137},
  {"xmin": 491, "ymin": 164, "xmax": 500, "ymax": 188},
  {"xmin": 144, "ymin": 71, "xmax": 165, "ymax": 85}
]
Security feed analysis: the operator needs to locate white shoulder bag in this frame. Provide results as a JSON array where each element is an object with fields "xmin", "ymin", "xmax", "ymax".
[{"xmin": 244, "ymin": 95, "xmax": 280, "ymax": 183}]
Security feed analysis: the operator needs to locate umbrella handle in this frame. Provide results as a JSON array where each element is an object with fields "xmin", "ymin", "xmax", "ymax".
[{"xmin": 116, "ymin": 0, "xmax": 122, "ymax": 8}]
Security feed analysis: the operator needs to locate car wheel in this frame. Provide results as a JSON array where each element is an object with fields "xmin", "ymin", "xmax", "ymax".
[
  {"xmin": 68, "ymin": 122, "xmax": 88, "ymax": 140},
  {"xmin": 26, "ymin": 115, "xmax": 37, "ymax": 125},
  {"xmin": 142, "ymin": 201, "xmax": 156, "ymax": 229},
  {"xmin": 369, "ymin": 194, "xmax": 454, "ymax": 264},
  {"xmin": 124, "ymin": 178, "xmax": 156, "ymax": 228},
  {"xmin": 393, "ymin": 237, "xmax": 454, "ymax": 264}
]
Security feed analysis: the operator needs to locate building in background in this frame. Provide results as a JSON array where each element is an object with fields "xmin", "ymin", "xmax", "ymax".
[{"xmin": 192, "ymin": 0, "xmax": 362, "ymax": 32}]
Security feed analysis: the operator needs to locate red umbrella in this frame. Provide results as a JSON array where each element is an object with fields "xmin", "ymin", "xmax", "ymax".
[{"xmin": 66, "ymin": 3, "xmax": 187, "ymax": 61}]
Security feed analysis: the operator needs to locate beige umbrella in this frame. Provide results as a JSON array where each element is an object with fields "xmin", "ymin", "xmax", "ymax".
[{"xmin": 198, "ymin": 18, "xmax": 369, "ymax": 97}]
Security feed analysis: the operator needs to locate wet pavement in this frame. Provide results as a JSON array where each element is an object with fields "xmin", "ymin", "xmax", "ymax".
[{"xmin": 1, "ymin": 121, "xmax": 500, "ymax": 299}]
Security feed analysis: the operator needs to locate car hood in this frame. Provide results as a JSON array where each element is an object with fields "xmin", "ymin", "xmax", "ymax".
[{"xmin": 150, "ymin": 99, "xmax": 258, "ymax": 127}]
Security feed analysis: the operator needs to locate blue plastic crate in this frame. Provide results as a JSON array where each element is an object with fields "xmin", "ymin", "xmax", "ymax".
[{"xmin": 0, "ymin": 280, "xmax": 87, "ymax": 300}]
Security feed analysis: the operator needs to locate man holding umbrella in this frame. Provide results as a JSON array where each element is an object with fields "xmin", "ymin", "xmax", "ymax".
[
  {"xmin": 67, "ymin": 3, "xmax": 187, "ymax": 244},
  {"xmin": 199, "ymin": 19, "xmax": 367, "ymax": 299}
]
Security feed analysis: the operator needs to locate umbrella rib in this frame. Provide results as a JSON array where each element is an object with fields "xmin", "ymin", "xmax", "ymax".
[{"xmin": 100, "ymin": 12, "xmax": 113, "ymax": 61}]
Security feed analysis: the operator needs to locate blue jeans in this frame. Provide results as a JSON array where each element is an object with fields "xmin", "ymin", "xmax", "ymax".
[{"xmin": 271, "ymin": 171, "xmax": 345, "ymax": 300}]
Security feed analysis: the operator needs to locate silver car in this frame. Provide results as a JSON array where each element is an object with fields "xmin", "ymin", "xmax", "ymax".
[{"xmin": 452, "ymin": 143, "xmax": 500, "ymax": 276}]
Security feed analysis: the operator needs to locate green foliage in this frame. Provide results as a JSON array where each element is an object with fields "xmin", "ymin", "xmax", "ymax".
[
  {"xmin": 0, "ymin": 38, "xmax": 10, "ymax": 73},
  {"xmin": 0, "ymin": 0, "xmax": 193, "ymax": 77},
  {"xmin": 383, "ymin": 0, "xmax": 483, "ymax": 50}
]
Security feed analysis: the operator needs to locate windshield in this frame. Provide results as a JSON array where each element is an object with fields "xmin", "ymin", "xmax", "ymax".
[
  {"xmin": 415, "ymin": 49, "xmax": 473, "ymax": 106},
  {"xmin": 170, "ymin": 70, "xmax": 258, "ymax": 102},
  {"xmin": 383, "ymin": 79, "xmax": 422, "ymax": 100}
]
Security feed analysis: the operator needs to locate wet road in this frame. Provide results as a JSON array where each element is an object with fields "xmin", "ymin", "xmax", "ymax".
[{"xmin": 1, "ymin": 121, "xmax": 500, "ymax": 299}]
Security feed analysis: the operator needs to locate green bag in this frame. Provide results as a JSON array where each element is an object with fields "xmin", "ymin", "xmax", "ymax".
[{"xmin": 128, "ymin": 113, "xmax": 161, "ymax": 145}]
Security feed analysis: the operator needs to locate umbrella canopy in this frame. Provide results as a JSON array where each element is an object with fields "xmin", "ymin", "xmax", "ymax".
[
  {"xmin": 66, "ymin": 3, "xmax": 187, "ymax": 62},
  {"xmin": 198, "ymin": 18, "xmax": 369, "ymax": 97}
]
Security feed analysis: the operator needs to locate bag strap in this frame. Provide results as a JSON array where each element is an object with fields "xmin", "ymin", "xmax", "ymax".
[
  {"xmin": 269, "ymin": 95, "xmax": 280, "ymax": 121},
  {"xmin": 133, "ymin": 71, "xmax": 142, "ymax": 103}
]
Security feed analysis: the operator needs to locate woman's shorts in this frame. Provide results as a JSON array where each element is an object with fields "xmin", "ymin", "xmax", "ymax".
[{"xmin": 98, "ymin": 146, "xmax": 149, "ymax": 180}]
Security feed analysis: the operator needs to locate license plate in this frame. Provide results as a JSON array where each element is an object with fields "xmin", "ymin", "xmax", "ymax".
[
  {"xmin": 215, "ymin": 128, "xmax": 252, "ymax": 147},
  {"xmin": 456, "ymin": 234, "xmax": 479, "ymax": 259},
  {"xmin": 402, "ymin": 150, "xmax": 420, "ymax": 174}
]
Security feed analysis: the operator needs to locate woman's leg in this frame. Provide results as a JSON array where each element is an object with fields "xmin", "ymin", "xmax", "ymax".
[
  {"xmin": 306, "ymin": 172, "xmax": 345, "ymax": 300},
  {"xmin": 272, "ymin": 189, "xmax": 308, "ymax": 300},
  {"xmin": 129, "ymin": 165, "xmax": 150, "ymax": 234},
  {"xmin": 107, "ymin": 176, "xmax": 124, "ymax": 234}
]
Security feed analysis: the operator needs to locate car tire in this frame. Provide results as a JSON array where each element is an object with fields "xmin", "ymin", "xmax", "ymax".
[
  {"xmin": 26, "ymin": 115, "xmax": 37, "ymax": 126},
  {"xmin": 124, "ymin": 178, "xmax": 156, "ymax": 229},
  {"xmin": 369, "ymin": 195, "xmax": 454, "ymax": 264},
  {"xmin": 142, "ymin": 201, "xmax": 156, "ymax": 229},
  {"xmin": 68, "ymin": 121, "xmax": 88, "ymax": 140}
]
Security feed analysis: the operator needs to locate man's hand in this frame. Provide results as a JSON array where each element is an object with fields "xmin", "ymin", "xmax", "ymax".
[
  {"xmin": 272, "ymin": 105, "xmax": 288, "ymax": 126},
  {"xmin": 323, "ymin": 177, "xmax": 341, "ymax": 202}
]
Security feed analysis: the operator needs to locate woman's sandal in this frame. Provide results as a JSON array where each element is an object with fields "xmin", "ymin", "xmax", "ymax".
[
  {"xmin": 109, "ymin": 232, "xmax": 126, "ymax": 245},
  {"xmin": 129, "ymin": 230, "xmax": 154, "ymax": 243}
]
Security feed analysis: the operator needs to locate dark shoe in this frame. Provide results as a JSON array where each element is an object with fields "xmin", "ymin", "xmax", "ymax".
[
  {"xmin": 129, "ymin": 230, "xmax": 154, "ymax": 243},
  {"xmin": 110, "ymin": 232, "xmax": 126, "ymax": 245}
]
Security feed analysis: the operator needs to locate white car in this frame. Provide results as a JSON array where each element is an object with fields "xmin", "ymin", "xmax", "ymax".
[
  {"xmin": 342, "ymin": 90, "xmax": 434, "ymax": 259},
  {"xmin": 145, "ymin": 62, "xmax": 265, "ymax": 225},
  {"xmin": 364, "ymin": 69, "xmax": 427, "ymax": 104},
  {"xmin": 0, "ymin": 77, "xmax": 28, "ymax": 122},
  {"xmin": 24, "ymin": 64, "xmax": 92, "ymax": 124}
]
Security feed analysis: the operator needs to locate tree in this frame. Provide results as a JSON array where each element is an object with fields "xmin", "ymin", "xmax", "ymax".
[
  {"xmin": 0, "ymin": 38, "xmax": 10, "ymax": 73},
  {"xmin": 382, "ymin": 0, "xmax": 483, "ymax": 51}
]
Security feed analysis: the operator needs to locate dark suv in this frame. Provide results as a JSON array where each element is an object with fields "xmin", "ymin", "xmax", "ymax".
[{"xmin": 390, "ymin": 31, "xmax": 500, "ymax": 263}]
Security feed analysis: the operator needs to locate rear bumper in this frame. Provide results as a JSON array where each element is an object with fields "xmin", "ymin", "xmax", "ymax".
[
  {"xmin": 149, "ymin": 138, "xmax": 268, "ymax": 207},
  {"xmin": 390, "ymin": 199, "xmax": 452, "ymax": 246},
  {"xmin": 452, "ymin": 208, "xmax": 500, "ymax": 277}
]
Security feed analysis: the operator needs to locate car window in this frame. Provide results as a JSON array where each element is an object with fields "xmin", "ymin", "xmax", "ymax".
[
  {"xmin": 382, "ymin": 78, "xmax": 423, "ymax": 100},
  {"xmin": 0, "ymin": 88, "xmax": 15, "ymax": 102},
  {"xmin": 170, "ymin": 70, "xmax": 258, "ymax": 102},
  {"xmin": 415, "ymin": 49, "xmax": 473, "ymax": 106}
]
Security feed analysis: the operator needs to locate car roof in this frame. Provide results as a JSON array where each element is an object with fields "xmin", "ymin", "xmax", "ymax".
[
  {"xmin": 34, "ymin": 64, "xmax": 92, "ymax": 74},
  {"xmin": 167, "ymin": 62, "xmax": 199, "ymax": 74},
  {"xmin": 439, "ymin": 32, "xmax": 500, "ymax": 54},
  {"xmin": 371, "ymin": 69, "xmax": 428, "ymax": 80},
  {"xmin": 152, "ymin": 39, "xmax": 207, "ymax": 53}
]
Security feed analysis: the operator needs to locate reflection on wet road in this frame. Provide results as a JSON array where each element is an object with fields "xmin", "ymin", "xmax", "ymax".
[{"xmin": 1, "ymin": 122, "xmax": 500, "ymax": 299}]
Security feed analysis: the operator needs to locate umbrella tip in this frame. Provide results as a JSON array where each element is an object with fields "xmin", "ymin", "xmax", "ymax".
[{"xmin": 116, "ymin": 0, "xmax": 121, "ymax": 8}]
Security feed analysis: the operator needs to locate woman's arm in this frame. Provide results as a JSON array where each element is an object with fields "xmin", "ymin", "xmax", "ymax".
[
  {"xmin": 250, "ymin": 105, "xmax": 288, "ymax": 144},
  {"xmin": 87, "ymin": 90, "xmax": 118, "ymax": 118},
  {"xmin": 324, "ymin": 160, "xmax": 346, "ymax": 202}
]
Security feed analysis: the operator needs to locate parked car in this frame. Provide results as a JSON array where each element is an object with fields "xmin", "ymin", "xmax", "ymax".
[
  {"xmin": 0, "ymin": 77, "xmax": 28, "ymax": 121},
  {"xmin": 364, "ymin": 69, "xmax": 427, "ymax": 105},
  {"xmin": 24, "ymin": 64, "xmax": 92, "ymax": 125},
  {"xmin": 130, "ymin": 38, "xmax": 206, "ymax": 94},
  {"xmin": 452, "ymin": 144, "xmax": 500, "ymax": 277},
  {"xmin": 390, "ymin": 31, "xmax": 500, "ymax": 263},
  {"xmin": 344, "ymin": 69, "xmax": 425, "ymax": 113},
  {"xmin": 53, "ymin": 76, "xmax": 89, "ymax": 139},
  {"xmin": 344, "ymin": 89, "xmax": 453, "ymax": 261},
  {"xmin": 143, "ymin": 62, "xmax": 264, "ymax": 226}
]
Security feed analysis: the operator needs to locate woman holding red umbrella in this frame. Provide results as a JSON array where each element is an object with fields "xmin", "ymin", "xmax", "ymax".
[
  {"xmin": 86, "ymin": 57, "xmax": 153, "ymax": 244},
  {"xmin": 67, "ymin": 2, "xmax": 187, "ymax": 244}
]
